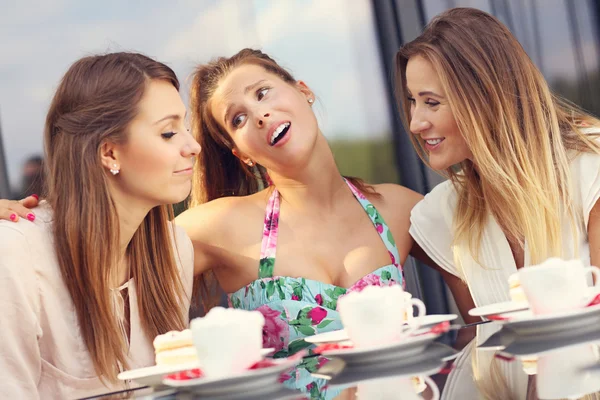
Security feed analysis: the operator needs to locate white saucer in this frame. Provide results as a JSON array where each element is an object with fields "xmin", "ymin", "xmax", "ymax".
[
  {"xmin": 305, "ymin": 314, "xmax": 457, "ymax": 345},
  {"xmin": 162, "ymin": 357, "xmax": 300, "ymax": 396},
  {"xmin": 468, "ymin": 301, "xmax": 529, "ymax": 318},
  {"xmin": 319, "ymin": 333, "xmax": 440, "ymax": 366},
  {"xmin": 118, "ymin": 348, "xmax": 274, "ymax": 387},
  {"xmin": 314, "ymin": 342, "xmax": 454, "ymax": 386}
]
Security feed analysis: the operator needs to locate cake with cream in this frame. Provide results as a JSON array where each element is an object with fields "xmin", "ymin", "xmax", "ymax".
[
  {"xmin": 153, "ymin": 329, "xmax": 198, "ymax": 366},
  {"xmin": 508, "ymin": 273, "xmax": 528, "ymax": 304}
]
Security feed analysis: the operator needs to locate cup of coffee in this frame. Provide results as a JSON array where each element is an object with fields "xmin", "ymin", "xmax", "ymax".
[
  {"xmin": 517, "ymin": 258, "xmax": 600, "ymax": 315},
  {"xmin": 338, "ymin": 285, "xmax": 426, "ymax": 348},
  {"xmin": 190, "ymin": 307, "xmax": 265, "ymax": 377}
]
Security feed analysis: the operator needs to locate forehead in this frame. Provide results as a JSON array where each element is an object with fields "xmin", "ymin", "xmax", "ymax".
[
  {"xmin": 135, "ymin": 79, "xmax": 184, "ymax": 122},
  {"xmin": 405, "ymin": 55, "xmax": 442, "ymax": 90},
  {"xmin": 211, "ymin": 64, "xmax": 281, "ymax": 113}
]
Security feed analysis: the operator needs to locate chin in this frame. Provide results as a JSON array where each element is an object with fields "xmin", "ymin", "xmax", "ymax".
[{"xmin": 428, "ymin": 159, "xmax": 451, "ymax": 171}]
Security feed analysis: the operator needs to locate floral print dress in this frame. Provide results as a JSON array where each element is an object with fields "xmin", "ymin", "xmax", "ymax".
[{"xmin": 228, "ymin": 179, "xmax": 404, "ymax": 399}]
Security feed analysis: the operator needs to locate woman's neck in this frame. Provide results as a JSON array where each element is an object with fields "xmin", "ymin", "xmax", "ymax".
[
  {"xmin": 268, "ymin": 134, "xmax": 350, "ymax": 213},
  {"xmin": 110, "ymin": 191, "xmax": 153, "ymax": 287}
]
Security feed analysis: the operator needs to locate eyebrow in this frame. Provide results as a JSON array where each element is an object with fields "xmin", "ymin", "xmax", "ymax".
[
  {"xmin": 154, "ymin": 111, "xmax": 187, "ymax": 125},
  {"xmin": 417, "ymin": 90, "xmax": 442, "ymax": 97},
  {"xmin": 223, "ymin": 79, "xmax": 269, "ymax": 126}
]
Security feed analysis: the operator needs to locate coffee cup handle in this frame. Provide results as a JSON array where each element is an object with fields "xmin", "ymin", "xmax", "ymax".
[
  {"xmin": 411, "ymin": 298, "xmax": 427, "ymax": 319},
  {"xmin": 423, "ymin": 375, "xmax": 440, "ymax": 400},
  {"xmin": 403, "ymin": 298, "xmax": 427, "ymax": 336},
  {"xmin": 585, "ymin": 267, "xmax": 600, "ymax": 287}
]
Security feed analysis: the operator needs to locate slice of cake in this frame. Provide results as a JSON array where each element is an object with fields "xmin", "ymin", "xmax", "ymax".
[
  {"xmin": 153, "ymin": 329, "xmax": 198, "ymax": 366},
  {"xmin": 508, "ymin": 273, "xmax": 528, "ymax": 304}
]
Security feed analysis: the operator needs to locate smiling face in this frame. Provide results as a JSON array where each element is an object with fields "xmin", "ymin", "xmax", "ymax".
[
  {"xmin": 108, "ymin": 79, "xmax": 201, "ymax": 206},
  {"xmin": 405, "ymin": 55, "xmax": 472, "ymax": 170},
  {"xmin": 209, "ymin": 63, "xmax": 318, "ymax": 172}
]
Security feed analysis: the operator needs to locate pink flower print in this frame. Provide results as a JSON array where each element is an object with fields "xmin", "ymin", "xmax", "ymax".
[
  {"xmin": 307, "ymin": 307, "xmax": 327, "ymax": 325},
  {"xmin": 315, "ymin": 294, "xmax": 323, "ymax": 306},
  {"xmin": 348, "ymin": 274, "xmax": 382, "ymax": 293},
  {"xmin": 278, "ymin": 373, "xmax": 292, "ymax": 383},
  {"xmin": 256, "ymin": 305, "xmax": 289, "ymax": 351},
  {"xmin": 291, "ymin": 295, "xmax": 300, "ymax": 301},
  {"xmin": 306, "ymin": 382, "xmax": 316, "ymax": 391},
  {"xmin": 388, "ymin": 251, "xmax": 397, "ymax": 267},
  {"xmin": 376, "ymin": 223, "xmax": 384, "ymax": 234},
  {"xmin": 317, "ymin": 356, "xmax": 329, "ymax": 369}
]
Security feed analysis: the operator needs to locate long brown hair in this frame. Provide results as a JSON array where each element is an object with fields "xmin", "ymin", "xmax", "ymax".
[
  {"xmin": 395, "ymin": 8, "xmax": 600, "ymax": 270},
  {"xmin": 44, "ymin": 53, "xmax": 187, "ymax": 383},
  {"xmin": 188, "ymin": 48, "xmax": 376, "ymax": 308}
]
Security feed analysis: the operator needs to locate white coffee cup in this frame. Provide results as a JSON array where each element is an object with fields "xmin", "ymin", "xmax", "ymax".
[
  {"xmin": 338, "ymin": 285, "xmax": 426, "ymax": 348},
  {"xmin": 517, "ymin": 258, "xmax": 600, "ymax": 315},
  {"xmin": 536, "ymin": 343, "xmax": 600, "ymax": 399},
  {"xmin": 190, "ymin": 307, "xmax": 265, "ymax": 377}
]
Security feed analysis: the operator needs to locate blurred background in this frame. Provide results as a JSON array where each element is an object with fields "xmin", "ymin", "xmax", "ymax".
[{"xmin": 1, "ymin": 0, "xmax": 599, "ymax": 315}]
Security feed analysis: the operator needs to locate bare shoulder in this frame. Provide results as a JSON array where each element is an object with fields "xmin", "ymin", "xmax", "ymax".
[
  {"xmin": 175, "ymin": 191, "xmax": 268, "ymax": 245},
  {"xmin": 371, "ymin": 183, "xmax": 423, "ymax": 210}
]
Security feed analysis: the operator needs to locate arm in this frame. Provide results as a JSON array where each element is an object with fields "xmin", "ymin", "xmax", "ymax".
[
  {"xmin": 0, "ymin": 226, "xmax": 42, "ymax": 399},
  {"xmin": 410, "ymin": 241, "xmax": 480, "ymax": 324},
  {"xmin": 588, "ymin": 198, "xmax": 600, "ymax": 270},
  {"xmin": 174, "ymin": 197, "xmax": 244, "ymax": 277}
]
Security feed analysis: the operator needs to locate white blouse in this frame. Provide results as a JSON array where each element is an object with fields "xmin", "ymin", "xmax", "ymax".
[
  {"xmin": 410, "ymin": 136, "xmax": 600, "ymax": 399},
  {"xmin": 0, "ymin": 203, "xmax": 195, "ymax": 399}
]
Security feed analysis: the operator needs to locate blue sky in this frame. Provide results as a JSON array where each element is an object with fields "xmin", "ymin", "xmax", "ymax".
[
  {"xmin": 0, "ymin": 0, "xmax": 392, "ymax": 189},
  {"xmin": 1, "ymin": 0, "xmax": 598, "ymax": 190}
]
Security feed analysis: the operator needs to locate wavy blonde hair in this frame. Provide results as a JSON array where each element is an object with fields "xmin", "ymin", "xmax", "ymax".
[{"xmin": 395, "ymin": 7, "xmax": 600, "ymax": 269}]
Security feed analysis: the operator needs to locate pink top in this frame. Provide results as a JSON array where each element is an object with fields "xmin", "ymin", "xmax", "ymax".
[{"xmin": 0, "ymin": 203, "xmax": 195, "ymax": 399}]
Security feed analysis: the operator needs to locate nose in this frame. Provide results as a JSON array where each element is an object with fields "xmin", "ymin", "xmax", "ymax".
[
  {"xmin": 256, "ymin": 112, "xmax": 270, "ymax": 128},
  {"xmin": 183, "ymin": 131, "xmax": 201, "ymax": 157},
  {"xmin": 409, "ymin": 108, "xmax": 431, "ymax": 134}
]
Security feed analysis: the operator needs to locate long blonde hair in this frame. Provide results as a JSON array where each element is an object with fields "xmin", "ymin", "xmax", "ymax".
[
  {"xmin": 395, "ymin": 7, "xmax": 600, "ymax": 268},
  {"xmin": 45, "ymin": 53, "xmax": 187, "ymax": 383}
]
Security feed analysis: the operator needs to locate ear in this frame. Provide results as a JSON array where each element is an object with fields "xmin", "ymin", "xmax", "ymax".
[
  {"xmin": 100, "ymin": 141, "xmax": 120, "ymax": 172},
  {"xmin": 296, "ymin": 81, "xmax": 314, "ymax": 102},
  {"xmin": 231, "ymin": 148, "xmax": 253, "ymax": 166}
]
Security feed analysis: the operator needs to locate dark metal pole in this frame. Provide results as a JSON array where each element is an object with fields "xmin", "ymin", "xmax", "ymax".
[
  {"xmin": 370, "ymin": 0, "xmax": 450, "ymax": 316},
  {"xmin": 0, "ymin": 108, "xmax": 11, "ymax": 199}
]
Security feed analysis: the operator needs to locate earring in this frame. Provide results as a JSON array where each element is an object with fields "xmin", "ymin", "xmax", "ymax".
[
  {"xmin": 308, "ymin": 98, "xmax": 314, "ymax": 104},
  {"xmin": 247, "ymin": 161, "xmax": 254, "ymax": 167},
  {"xmin": 110, "ymin": 163, "xmax": 120, "ymax": 175}
]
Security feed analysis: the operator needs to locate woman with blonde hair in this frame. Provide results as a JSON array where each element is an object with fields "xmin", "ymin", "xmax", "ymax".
[
  {"xmin": 0, "ymin": 52, "xmax": 200, "ymax": 399},
  {"xmin": 396, "ymin": 7, "xmax": 600, "ymax": 400}
]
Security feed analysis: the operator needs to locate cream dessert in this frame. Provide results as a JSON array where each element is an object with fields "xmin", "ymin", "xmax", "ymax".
[{"xmin": 153, "ymin": 329, "xmax": 197, "ymax": 366}]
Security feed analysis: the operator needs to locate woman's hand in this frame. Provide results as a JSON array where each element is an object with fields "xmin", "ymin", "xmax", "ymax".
[{"xmin": 0, "ymin": 195, "xmax": 39, "ymax": 222}]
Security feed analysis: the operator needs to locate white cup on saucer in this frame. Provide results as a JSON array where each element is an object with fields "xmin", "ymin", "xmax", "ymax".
[
  {"xmin": 517, "ymin": 258, "xmax": 600, "ymax": 315},
  {"xmin": 536, "ymin": 343, "xmax": 600, "ymax": 399},
  {"xmin": 190, "ymin": 307, "xmax": 265, "ymax": 377},
  {"xmin": 338, "ymin": 285, "xmax": 426, "ymax": 348}
]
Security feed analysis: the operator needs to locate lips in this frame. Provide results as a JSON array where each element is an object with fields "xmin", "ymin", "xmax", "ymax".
[
  {"xmin": 266, "ymin": 121, "xmax": 291, "ymax": 146},
  {"xmin": 174, "ymin": 167, "xmax": 193, "ymax": 174}
]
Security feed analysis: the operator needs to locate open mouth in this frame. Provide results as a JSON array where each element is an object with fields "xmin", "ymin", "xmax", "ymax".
[
  {"xmin": 270, "ymin": 122, "xmax": 290, "ymax": 146},
  {"xmin": 425, "ymin": 138, "xmax": 444, "ymax": 146}
]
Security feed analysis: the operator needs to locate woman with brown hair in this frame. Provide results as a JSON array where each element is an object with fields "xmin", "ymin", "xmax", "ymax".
[
  {"xmin": 397, "ymin": 7, "xmax": 600, "ymax": 400},
  {"xmin": 0, "ymin": 52, "xmax": 200, "ymax": 399}
]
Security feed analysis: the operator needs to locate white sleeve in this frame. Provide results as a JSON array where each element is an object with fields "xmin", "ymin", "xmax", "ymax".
[
  {"xmin": 0, "ymin": 225, "xmax": 42, "ymax": 399},
  {"xmin": 409, "ymin": 181, "xmax": 462, "ymax": 279},
  {"xmin": 574, "ymin": 150, "xmax": 600, "ymax": 231}
]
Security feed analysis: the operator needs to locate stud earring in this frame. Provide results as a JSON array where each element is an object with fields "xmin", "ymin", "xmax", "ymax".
[
  {"xmin": 110, "ymin": 164, "xmax": 120, "ymax": 175},
  {"xmin": 308, "ymin": 98, "xmax": 314, "ymax": 104},
  {"xmin": 247, "ymin": 161, "xmax": 254, "ymax": 167}
]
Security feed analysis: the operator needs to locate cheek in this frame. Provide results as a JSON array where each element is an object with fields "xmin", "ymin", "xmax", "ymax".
[{"xmin": 123, "ymin": 143, "xmax": 174, "ymax": 178}]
